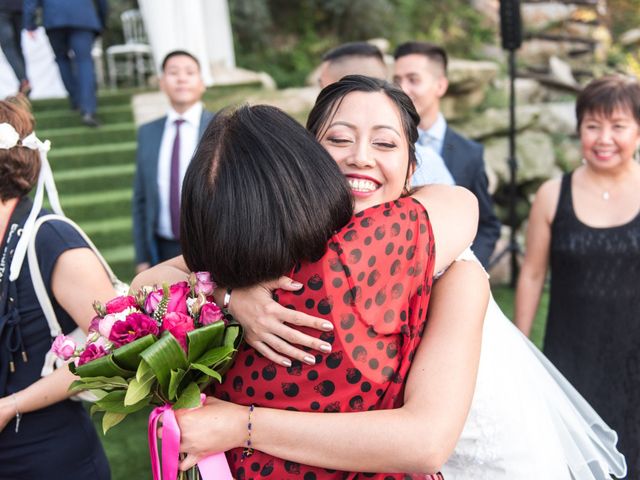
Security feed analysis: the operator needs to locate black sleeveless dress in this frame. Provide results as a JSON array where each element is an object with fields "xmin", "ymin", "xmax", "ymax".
[{"xmin": 544, "ymin": 172, "xmax": 640, "ymax": 478}]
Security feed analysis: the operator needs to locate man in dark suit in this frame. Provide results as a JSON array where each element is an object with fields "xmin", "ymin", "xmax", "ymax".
[
  {"xmin": 393, "ymin": 41, "xmax": 501, "ymax": 267},
  {"xmin": 132, "ymin": 50, "xmax": 213, "ymax": 273},
  {"xmin": 24, "ymin": 0, "xmax": 107, "ymax": 126}
]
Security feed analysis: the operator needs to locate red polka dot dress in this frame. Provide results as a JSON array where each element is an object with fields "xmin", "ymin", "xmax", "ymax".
[{"xmin": 215, "ymin": 197, "xmax": 441, "ymax": 480}]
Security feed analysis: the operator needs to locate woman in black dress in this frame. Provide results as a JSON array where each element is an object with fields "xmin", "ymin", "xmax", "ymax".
[
  {"xmin": 516, "ymin": 74, "xmax": 640, "ymax": 477},
  {"xmin": 0, "ymin": 96, "xmax": 114, "ymax": 479}
]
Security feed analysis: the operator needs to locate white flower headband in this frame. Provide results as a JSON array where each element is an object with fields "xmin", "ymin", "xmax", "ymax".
[
  {"xmin": 0, "ymin": 122, "xmax": 51, "ymax": 152},
  {"xmin": 1, "ymin": 122, "xmax": 64, "ymax": 282}
]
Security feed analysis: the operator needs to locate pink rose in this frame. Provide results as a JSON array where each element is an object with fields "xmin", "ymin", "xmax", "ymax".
[
  {"xmin": 144, "ymin": 282, "xmax": 190, "ymax": 316},
  {"xmin": 88, "ymin": 316, "xmax": 101, "ymax": 333},
  {"xmin": 161, "ymin": 312, "xmax": 194, "ymax": 351},
  {"xmin": 144, "ymin": 289, "xmax": 163, "ymax": 313},
  {"xmin": 105, "ymin": 295, "xmax": 138, "ymax": 314},
  {"xmin": 199, "ymin": 302, "xmax": 224, "ymax": 326},
  {"xmin": 109, "ymin": 313, "xmax": 159, "ymax": 348},
  {"xmin": 77, "ymin": 342, "xmax": 108, "ymax": 366},
  {"xmin": 51, "ymin": 335, "xmax": 76, "ymax": 361},
  {"xmin": 195, "ymin": 271, "xmax": 216, "ymax": 296},
  {"xmin": 98, "ymin": 314, "xmax": 118, "ymax": 339}
]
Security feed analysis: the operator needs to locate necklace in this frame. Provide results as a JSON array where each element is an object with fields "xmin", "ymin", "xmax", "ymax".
[{"xmin": 602, "ymin": 190, "xmax": 610, "ymax": 201}]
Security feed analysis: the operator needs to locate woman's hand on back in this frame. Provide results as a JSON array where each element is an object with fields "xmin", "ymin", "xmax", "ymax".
[{"xmin": 227, "ymin": 277, "xmax": 334, "ymax": 367}]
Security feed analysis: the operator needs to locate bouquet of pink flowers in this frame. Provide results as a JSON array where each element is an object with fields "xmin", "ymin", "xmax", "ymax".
[{"xmin": 51, "ymin": 272, "xmax": 239, "ymax": 480}]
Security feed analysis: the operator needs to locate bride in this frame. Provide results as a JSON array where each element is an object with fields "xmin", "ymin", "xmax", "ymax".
[{"xmin": 133, "ymin": 76, "xmax": 626, "ymax": 479}]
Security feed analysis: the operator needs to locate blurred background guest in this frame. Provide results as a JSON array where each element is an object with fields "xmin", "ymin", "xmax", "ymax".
[
  {"xmin": 393, "ymin": 41, "xmax": 501, "ymax": 268},
  {"xmin": 23, "ymin": 0, "xmax": 108, "ymax": 127},
  {"xmin": 0, "ymin": 0, "xmax": 30, "ymax": 95},
  {"xmin": 317, "ymin": 41, "xmax": 388, "ymax": 88},
  {"xmin": 515, "ymin": 74, "xmax": 640, "ymax": 478},
  {"xmin": 132, "ymin": 50, "xmax": 212, "ymax": 273}
]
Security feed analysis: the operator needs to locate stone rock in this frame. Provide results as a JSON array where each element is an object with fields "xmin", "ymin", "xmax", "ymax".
[
  {"xmin": 494, "ymin": 77, "xmax": 547, "ymax": 104},
  {"xmin": 245, "ymin": 87, "xmax": 320, "ymax": 119},
  {"xmin": 522, "ymin": 3, "xmax": 576, "ymax": 32},
  {"xmin": 556, "ymin": 137, "xmax": 582, "ymax": 171},
  {"xmin": 548, "ymin": 56, "xmax": 578, "ymax": 88},
  {"xmin": 535, "ymin": 102, "xmax": 577, "ymax": 136},
  {"xmin": 471, "ymin": 0, "xmax": 498, "ymax": 27},
  {"xmin": 455, "ymin": 105, "xmax": 539, "ymax": 140},
  {"xmin": 447, "ymin": 59, "xmax": 499, "ymax": 94},
  {"xmin": 484, "ymin": 130, "xmax": 559, "ymax": 184},
  {"xmin": 620, "ymin": 28, "xmax": 640, "ymax": 46}
]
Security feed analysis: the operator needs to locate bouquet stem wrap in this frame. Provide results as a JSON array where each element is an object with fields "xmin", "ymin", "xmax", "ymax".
[{"xmin": 148, "ymin": 396, "xmax": 232, "ymax": 480}]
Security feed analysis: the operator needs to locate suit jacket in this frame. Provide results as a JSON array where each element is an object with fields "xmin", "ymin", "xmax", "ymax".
[
  {"xmin": 23, "ymin": 0, "xmax": 108, "ymax": 32},
  {"xmin": 442, "ymin": 126, "xmax": 501, "ymax": 268},
  {"xmin": 132, "ymin": 109, "xmax": 215, "ymax": 266}
]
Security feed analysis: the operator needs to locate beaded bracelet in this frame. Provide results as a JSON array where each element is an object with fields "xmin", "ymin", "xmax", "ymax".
[{"xmin": 240, "ymin": 404, "xmax": 255, "ymax": 461}]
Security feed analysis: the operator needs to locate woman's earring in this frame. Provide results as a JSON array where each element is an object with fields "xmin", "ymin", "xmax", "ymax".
[{"xmin": 581, "ymin": 158, "xmax": 587, "ymax": 165}]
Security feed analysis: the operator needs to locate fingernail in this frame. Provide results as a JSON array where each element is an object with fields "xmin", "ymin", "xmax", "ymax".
[
  {"xmin": 320, "ymin": 344, "xmax": 331, "ymax": 353},
  {"xmin": 282, "ymin": 359, "xmax": 292, "ymax": 367},
  {"xmin": 322, "ymin": 322, "xmax": 333, "ymax": 330},
  {"xmin": 303, "ymin": 355, "xmax": 316, "ymax": 365},
  {"xmin": 290, "ymin": 280, "xmax": 303, "ymax": 289}
]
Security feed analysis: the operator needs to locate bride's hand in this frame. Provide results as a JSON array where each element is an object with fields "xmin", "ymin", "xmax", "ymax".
[{"xmin": 227, "ymin": 277, "xmax": 334, "ymax": 366}]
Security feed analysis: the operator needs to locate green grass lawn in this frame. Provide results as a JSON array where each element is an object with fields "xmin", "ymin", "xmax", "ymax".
[{"xmin": 95, "ymin": 285, "xmax": 549, "ymax": 479}]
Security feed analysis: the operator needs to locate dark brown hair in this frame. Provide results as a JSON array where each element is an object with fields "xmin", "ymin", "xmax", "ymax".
[
  {"xmin": 393, "ymin": 41, "xmax": 448, "ymax": 76},
  {"xmin": 576, "ymin": 75, "xmax": 640, "ymax": 129},
  {"xmin": 0, "ymin": 95, "xmax": 40, "ymax": 201},
  {"xmin": 181, "ymin": 105, "xmax": 353, "ymax": 288}
]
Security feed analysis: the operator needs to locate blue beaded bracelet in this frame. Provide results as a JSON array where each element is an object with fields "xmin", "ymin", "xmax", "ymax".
[{"xmin": 241, "ymin": 404, "xmax": 255, "ymax": 461}]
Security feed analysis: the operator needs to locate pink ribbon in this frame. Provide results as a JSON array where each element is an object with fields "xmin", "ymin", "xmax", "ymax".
[{"xmin": 148, "ymin": 395, "xmax": 233, "ymax": 480}]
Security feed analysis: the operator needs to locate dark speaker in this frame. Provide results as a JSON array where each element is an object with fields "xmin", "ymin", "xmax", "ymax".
[{"xmin": 499, "ymin": 0, "xmax": 522, "ymax": 51}]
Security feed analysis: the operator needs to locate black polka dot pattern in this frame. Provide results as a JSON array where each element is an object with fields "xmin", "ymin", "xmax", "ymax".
[{"xmin": 214, "ymin": 197, "xmax": 436, "ymax": 479}]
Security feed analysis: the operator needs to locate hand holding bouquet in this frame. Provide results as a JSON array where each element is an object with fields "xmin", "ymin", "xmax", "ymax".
[{"xmin": 52, "ymin": 272, "xmax": 239, "ymax": 479}]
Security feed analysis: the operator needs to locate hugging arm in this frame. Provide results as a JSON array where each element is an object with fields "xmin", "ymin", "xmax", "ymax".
[
  {"xmin": 177, "ymin": 259, "xmax": 489, "ymax": 473},
  {"xmin": 129, "ymin": 256, "xmax": 333, "ymax": 364}
]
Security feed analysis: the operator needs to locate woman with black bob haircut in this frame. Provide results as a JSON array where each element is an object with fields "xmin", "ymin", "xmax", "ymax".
[{"xmin": 181, "ymin": 104, "xmax": 353, "ymax": 288}]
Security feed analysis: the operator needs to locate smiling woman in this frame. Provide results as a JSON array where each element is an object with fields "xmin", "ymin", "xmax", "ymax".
[{"xmin": 515, "ymin": 74, "xmax": 640, "ymax": 477}]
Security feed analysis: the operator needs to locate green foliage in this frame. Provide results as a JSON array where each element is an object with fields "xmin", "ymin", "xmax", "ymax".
[{"xmin": 229, "ymin": 0, "xmax": 494, "ymax": 87}]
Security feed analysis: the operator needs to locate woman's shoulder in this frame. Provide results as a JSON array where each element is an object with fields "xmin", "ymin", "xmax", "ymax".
[{"xmin": 34, "ymin": 216, "xmax": 89, "ymax": 259}]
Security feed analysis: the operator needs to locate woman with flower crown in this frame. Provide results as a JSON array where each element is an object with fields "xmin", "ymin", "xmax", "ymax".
[{"xmin": 0, "ymin": 96, "xmax": 113, "ymax": 479}]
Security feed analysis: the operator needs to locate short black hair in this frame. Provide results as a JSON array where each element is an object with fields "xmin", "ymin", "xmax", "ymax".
[
  {"xmin": 307, "ymin": 74, "xmax": 420, "ymax": 178},
  {"xmin": 181, "ymin": 105, "xmax": 353, "ymax": 288},
  {"xmin": 393, "ymin": 41, "xmax": 448, "ymax": 75},
  {"xmin": 576, "ymin": 74, "xmax": 640, "ymax": 129},
  {"xmin": 322, "ymin": 42, "xmax": 384, "ymax": 63},
  {"xmin": 161, "ymin": 50, "xmax": 200, "ymax": 71}
]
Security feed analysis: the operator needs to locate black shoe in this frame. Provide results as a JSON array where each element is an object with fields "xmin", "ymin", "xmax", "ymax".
[{"xmin": 81, "ymin": 113, "xmax": 100, "ymax": 128}]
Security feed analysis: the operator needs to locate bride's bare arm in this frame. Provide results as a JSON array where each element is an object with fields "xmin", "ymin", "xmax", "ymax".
[
  {"xmin": 177, "ymin": 260, "xmax": 488, "ymax": 474},
  {"xmin": 129, "ymin": 256, "xmax": 333, "ymax": 364}
]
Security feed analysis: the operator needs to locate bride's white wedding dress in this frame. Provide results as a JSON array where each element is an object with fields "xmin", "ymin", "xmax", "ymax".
[{"xmin": 441, "ymin": 252, "xmax": 627, "ymax": 479}]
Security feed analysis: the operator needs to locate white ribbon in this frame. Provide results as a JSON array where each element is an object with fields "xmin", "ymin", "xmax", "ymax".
[{"xmin": 5, "ymin": 123, "xmax": 64, "ymax": 281}]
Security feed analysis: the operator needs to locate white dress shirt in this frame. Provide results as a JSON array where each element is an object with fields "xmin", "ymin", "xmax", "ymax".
[
  {"xmin": 411, "ymin": 112, "xmax": 455, "ymax": 187},
  {"xmin": 156, "ymin": 102, "xmax": 203, "ymax": 240}
]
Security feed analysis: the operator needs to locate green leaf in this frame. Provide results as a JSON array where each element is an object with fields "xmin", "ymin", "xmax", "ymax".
[
  {"xmin": 136, "ymin": 357, "xmax": 152, "ymax": 382},
  {"xmin": 187, "ymin": 321, "xmax": 225, "ymax": 362},
  {"xmin": 139, "ymin": 333, "xmax": 188, "ymax": 394},
  {"xmin": 112, "ymin": 334, "xmax": 156, "ymax": 371},
  {"xmin": 96, "ymin": 390, "xmax": 150, "ymax": 414},
  {"xmin": 88, "ymin": 389, "xmax": 109, "ymax": 400},
  {"xmin": 190, "ymin": 363, "xmax": 222, "ymax": 383},
  {"xmin": 73, "ymin": 354, "xmax": 134, "ymax": 378},
  {"xmin": 69, "ymin": 376, "xmax": 129, "ymax": 392},
  {"xmin": 102, "ymin": 411, "xmax": 127, "ymax": 434},
  {"xmin": 124, "ymin": 361, "xmax": 156, "ymax": 406},
  {"xmin": 172, "ymin": 382, "xmax": 201, "ymax": 410},
  {"xmin": 218, "ymin": 325, "xmax": 242, "ymax": 375},
  {"xmin": 195, "ymin": 345, "xmax": 234, "ymax": 369},
  {"xmin": 90, "ymin": 404, "xmax": 105, "ymax": 417},
  {"xmin": 168, "ymin": 368, "xmax": 186, "ymax": 401}
]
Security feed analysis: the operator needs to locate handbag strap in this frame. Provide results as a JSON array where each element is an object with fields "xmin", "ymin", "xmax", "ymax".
[{"xmin": 27, "ymin": 214, "xmax": 128, "ymax": 338}]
